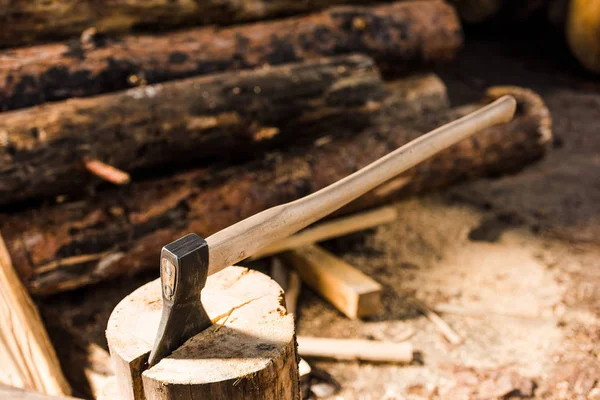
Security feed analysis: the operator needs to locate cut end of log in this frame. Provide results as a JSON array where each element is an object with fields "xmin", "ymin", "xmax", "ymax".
[
  {"xmin": 485, "ymin": 86, "xmax": 552, "ymax": 144},
  {"xmin": 107, "ymin": 266, "xmax": 298, "ymax": 400}
]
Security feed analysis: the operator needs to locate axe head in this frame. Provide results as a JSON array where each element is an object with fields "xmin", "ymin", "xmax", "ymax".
[{"xmin": 147, "ymin": 233, "xmax": 211, "ymax": 367}]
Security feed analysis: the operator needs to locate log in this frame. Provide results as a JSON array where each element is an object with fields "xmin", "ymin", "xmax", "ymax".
[
  {"xmin": 0, "ymin": 54, "xmax": 384, "ymax": 206},
  {"xmin": 0, "ymin": 1, "xmax": 462, "ymax": 111},
  {"xmin": 106, "ymin": 266, "xmax": 298, "ymax": 400},
  {"xmin": 296, "ymin": 336, "xmax": 413, "ymax": 363},
  {"xmin": 0, "ymin": 85, "xmax": 552, "ymax": 296},
  {"xmin": 0, "ymin": 232, "xmax": 71, "ymax": 396},
  {"xmin": 0, "ymin": 0, "xmax": 390, "ymax": 47},
  {"xmin": 281, "ymin": 245, "xmax": 382, "ymax": 319}
]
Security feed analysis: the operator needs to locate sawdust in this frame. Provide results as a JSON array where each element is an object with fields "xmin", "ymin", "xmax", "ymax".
[{"xmin": 294, "ymin": 34, "xmax": 600, "ymax": 399}]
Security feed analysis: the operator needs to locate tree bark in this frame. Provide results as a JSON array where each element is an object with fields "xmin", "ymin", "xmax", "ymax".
[
  {"xmin": 107, "ymin": 266, "xmax": 298, "ymax": 400},
  {"xmin": 0, "ymin": 0, "xmax": 390, "ymax": 48},
  {"xmin": 0, "ymin": 0, "xmax": 462, "ymax": 111},
  {"xmin": 0, "ymin": 54, "xmax": 385, "ymax": 206},
  {"xmin": 0, "ymin": 86, "xmax": 551, "ymax": 296}
]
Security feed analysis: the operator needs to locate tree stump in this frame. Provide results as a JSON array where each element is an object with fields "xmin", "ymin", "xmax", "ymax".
[{"xmin": 106, "ymin": 266, "xmax": 298, "ymax": 400}]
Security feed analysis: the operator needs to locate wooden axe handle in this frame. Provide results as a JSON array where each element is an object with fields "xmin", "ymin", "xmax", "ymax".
[{"xmin": 206, "ymin": 95, "xmax": 516, "ymax": 275}]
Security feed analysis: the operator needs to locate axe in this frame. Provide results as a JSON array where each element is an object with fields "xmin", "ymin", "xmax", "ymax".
[{"xmin": 148, "ymin": 95, "xmax": 516, "ymax": 367}]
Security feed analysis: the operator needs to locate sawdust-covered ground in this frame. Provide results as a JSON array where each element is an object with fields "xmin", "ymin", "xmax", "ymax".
[
  {"xmin": 293, "ymin": 34, "xmax": 600, "ymax": 399},
  {"xmin": 42, "ymin": 33, "xmax": 600, "ymax": 399}
]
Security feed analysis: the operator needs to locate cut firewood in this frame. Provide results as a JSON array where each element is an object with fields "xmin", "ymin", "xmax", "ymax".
[
  {"xmin": 0, "ymin": 1, "xmax": 461, "ymax": 110},
  {"xmin": 407, "ymin": 298, "xmax": 463, "ymax": 345},
  {"xmin": 106, "ymin": 266, "xmax": 297, "ymax": 400},
  {"xmin": 0, "ymin": 385, "xmax": 80, "ymax": 400},
  {"xmin": 254, "ymin": 206, "xmax": 398, "ymax": 259},
  {"xmin": 270, "ymin": 257, "xmax": 302, "ymax": 316},
  {"xmin": 282, "ymin": 245, "xmax": 382, "ymax": 319},
  {"xmin": 0, "ymin": 86, "xmax": 551, "ymax": 296},
  {"xmin": 297, "ymin": 336, "xmax": 413, "ymax": 363},
  {"xmin": 0, "ymin": 233, "xmax": 71, "ymax": 396},
  {"xmin": 0, "ymin": 54, "xmax": 384, "ymax": 206}
]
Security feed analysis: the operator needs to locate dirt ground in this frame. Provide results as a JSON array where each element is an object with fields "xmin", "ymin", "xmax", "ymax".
[{"xmin": 41, "ymin": 33, "xmax": 600, "ymax": 399}]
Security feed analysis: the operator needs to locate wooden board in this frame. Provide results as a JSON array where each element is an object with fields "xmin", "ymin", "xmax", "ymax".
[{"xmin": 282, "ymin": 245, "xmax": 382, "ymax": 319}]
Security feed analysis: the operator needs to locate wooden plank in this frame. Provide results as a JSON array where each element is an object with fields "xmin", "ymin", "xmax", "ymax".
[
  {"xmin": 281, "ymin": 245, "xmax": 382, "ymax": 319},
  {"xmin": 0, "ymin": 233, "xmax": 71, "ymax": 397},
  {"xmin": 253, "ymin": 206, "xmax": 398, "ymax": 259},
  {"xmin": 297, "ymin": 336, "xmax": 413, "ymax": 363}
]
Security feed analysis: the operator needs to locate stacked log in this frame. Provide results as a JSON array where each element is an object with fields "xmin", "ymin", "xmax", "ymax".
[
  {"xmin": 0, "ymin": 55, "xmax": 385, "ymax": 206},
  {"xmin": 0, "ymin": 85, "xmax": 551, "ymax": 296},
  {"xmin": 0, "ymin": 1, "xmax": 462, "ymax": 111},
  {"xmin": 0, "ymin": 0, "xmax": 387, "ymax": 47}
]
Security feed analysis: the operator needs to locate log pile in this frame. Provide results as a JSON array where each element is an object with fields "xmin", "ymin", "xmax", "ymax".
[
  {"xmin": 0, "ymin": 1, "xmax": 461, "ymax": 111},
  {"xmin": 0, "ymin": 1, "xmax": 554, "ymax": 399}
]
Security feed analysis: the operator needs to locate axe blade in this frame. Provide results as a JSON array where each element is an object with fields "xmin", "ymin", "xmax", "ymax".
[{"xmin": 148, "ymin": 234, "xmax": 211, "ymax": 367}]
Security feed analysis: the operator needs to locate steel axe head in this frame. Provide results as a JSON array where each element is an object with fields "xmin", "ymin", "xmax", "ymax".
[{"xmin": 147, "ymin": 233, "xmax": 211, "ymax": 367}]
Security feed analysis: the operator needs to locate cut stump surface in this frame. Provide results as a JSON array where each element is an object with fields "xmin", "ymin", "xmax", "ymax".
[{"xmin": 106, "ymin": 266, "xmax": 298, "ymax": 400}]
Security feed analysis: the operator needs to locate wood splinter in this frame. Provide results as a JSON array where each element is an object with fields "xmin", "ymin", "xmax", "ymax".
[
  {"xmin": 83, "ymin": 158, "xmax": 131, "ymax": 185},
  {"xmin": 282, "ymin": 245, "xmax": 383, "ymax": 319},
  {"xmin": 408, "ymin": 298, "xmax": 463, "ymax": 345}
]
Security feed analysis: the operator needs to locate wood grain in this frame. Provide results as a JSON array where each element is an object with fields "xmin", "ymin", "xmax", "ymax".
[
  {"xmin": 282, "ymin": 245, "xmax": 382, "ymax": 319},
  {"xmin": 0, "ymin": 233, "xmax": 70, "ymax": 396},
  {"xmin": 107, "ymin": 267, "xmax": 298, "ymax": 400}
]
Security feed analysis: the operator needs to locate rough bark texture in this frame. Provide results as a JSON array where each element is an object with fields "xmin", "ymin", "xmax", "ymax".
[
  {"xmin": 107, "ymin": 267, "xmax": 297, "ymax": 400},
  {"xmin": 0, "ymin": 1, "xmax": 462, "ymax": 111},
  {"xmin": 0, "ymin": 55, "xmax": 384, "ymax": 206},
  {"xmin": 0, "ymin": 86, "xmax": 551, "ymax": 296},
  {"xmin": 0, "ymin": 0, "xmax": 389, "ymax": 48}
]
